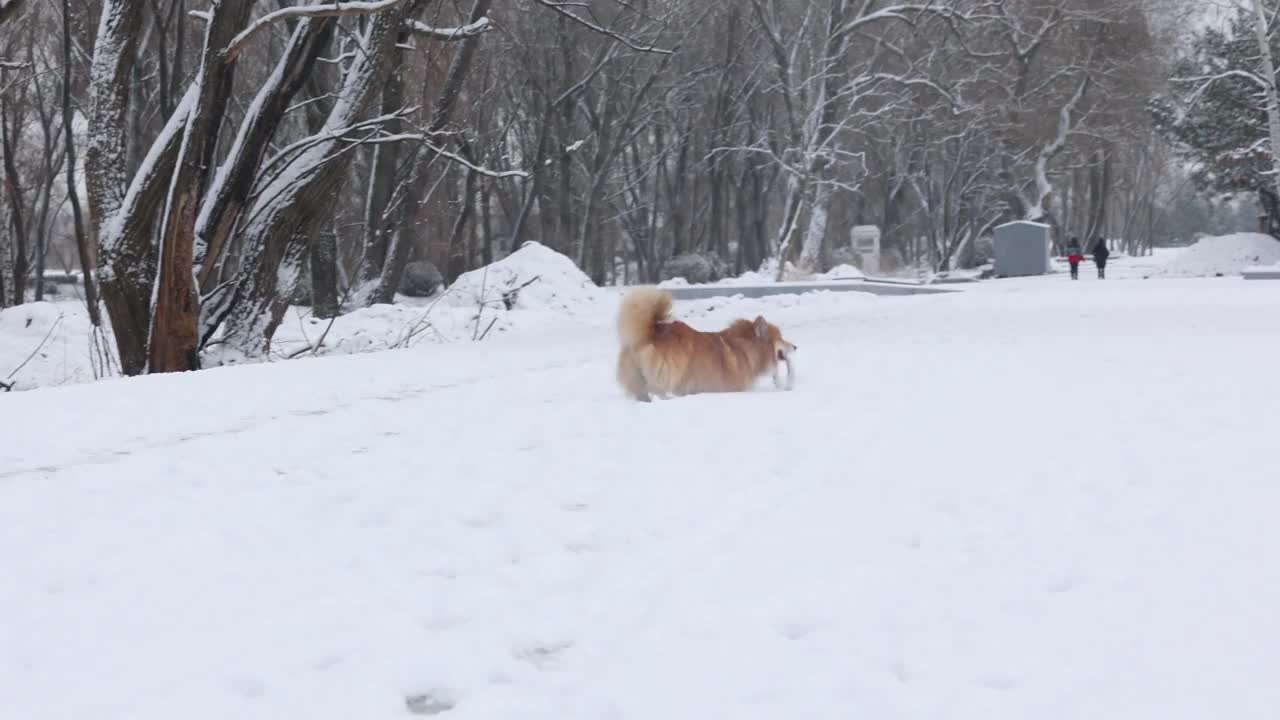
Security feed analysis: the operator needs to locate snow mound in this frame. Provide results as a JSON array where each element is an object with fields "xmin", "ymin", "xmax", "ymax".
[
  {"xmin": 714, "ymin": 270, "xmax": 773, "ymax": 286},
  {"xmin": 0, "ymin": 301, "xmax": 99, "ymax": 391},
  {"xmin": 441, "ymin": 241, "xmax": 603, "ymax": 315},
  {"xmin": 1153, "ymin": 233, "xmax": 1280, "ymax": 278},
  {"xmin": 815, "ymin": 264, "xmax": 866, "ymax": 280}
]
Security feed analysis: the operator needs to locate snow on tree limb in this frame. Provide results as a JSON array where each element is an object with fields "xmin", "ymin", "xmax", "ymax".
[
  {"xmin": 408, "ymin": 16, "xmax": 491, "ymax": 41},
  {"xmin": 86, "ymin": 0, "xmax": 143, "ymax": 226},
  {"xmin": 99, "ymin": 85, "xmax": 198, "ymax": 260},
  {"xmin": 384, "ymin": 134, "xmax": 528, "ymax": 178},
  {"xmin": 209, "ymin": 2, "xmax": 421, "ymax": 355},
  {"xmin": 1026, "ymin": 72, "xmax": 1090, "ymax": 221},
  {"xmin": 225, "ymin": 0, "xmax": 407, "ymax": 60},
  {"xmin": 195, "ymin": 17, "xmax": 337, "ymax": 292},
  {"xmin": 532, "ymin": 0, "xmax": 673, "ymax": 54}
]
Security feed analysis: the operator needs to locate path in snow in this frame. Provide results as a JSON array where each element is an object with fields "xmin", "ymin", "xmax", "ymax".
[{"xmin": 3, "ymin": 275, "xmax": 1280, "ymax": 720}]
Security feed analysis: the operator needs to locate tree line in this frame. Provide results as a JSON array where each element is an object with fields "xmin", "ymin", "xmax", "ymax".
[{"xmin": 1, "ymin": 0, "xmax": 1202, "ymax": 375}]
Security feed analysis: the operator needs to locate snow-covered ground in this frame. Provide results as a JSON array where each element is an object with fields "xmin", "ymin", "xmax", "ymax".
[
  {"xmin": 4, "ymin": 256, "xmax": 1280, "ymax": 719},
  {"xmin": 4, "ymin": 237, "xmax": 1272, "ymax": 392}
]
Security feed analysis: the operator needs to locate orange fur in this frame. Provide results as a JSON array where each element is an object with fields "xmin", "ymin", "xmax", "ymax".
[{"xmin": 615, "ymin": 287, "xmax": 797, "ymax": 401}]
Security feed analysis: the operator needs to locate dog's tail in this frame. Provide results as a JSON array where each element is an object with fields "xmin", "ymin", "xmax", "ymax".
[{"xmin": 617, "ymin": 286, "xmax": 672, "ymax": 349}]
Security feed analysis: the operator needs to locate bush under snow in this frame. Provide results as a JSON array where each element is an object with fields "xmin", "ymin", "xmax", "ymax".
[
  {"xmin": 659, "ymin": 252, "xmax": 730, "ymax": 285},
  {"xmin": 1152, "ymin": 233, "xmax": 1280, "ymax": 278},
  {"xmin": 399, "ymin": 260, "xmax": 444, "ymax": 298}
]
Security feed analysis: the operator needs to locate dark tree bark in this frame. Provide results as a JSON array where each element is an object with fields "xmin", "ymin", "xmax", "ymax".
[
  {"xmin": 445, "ymin": 140, "xmax": 478, "ymax": 284},
  {"xmin": 1, "ymin": 99, "xmax": 28, "ymax": 304},
  {"xmin": 149, "ymin": 0, "xmax": 255, "ymax": 373},
  {"xmin": 479, "ymin": 175, "xmax": 493, "ymax": 266},
  {"xmin": 356, "ymin": 30, "xmax": 408, "ymax": 295},
  {"xmin": 310, "ymin": 223, "xmax": 340, "ymax": 318}
]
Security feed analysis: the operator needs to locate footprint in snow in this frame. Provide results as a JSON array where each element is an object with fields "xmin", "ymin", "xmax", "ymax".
[
  {"xmin": 514, "ymin": 640, "xmax": 573, "ymax": 669},
  {"xmin": 405, "ymin": 690, "xmax": 456, "ymax": 716}
]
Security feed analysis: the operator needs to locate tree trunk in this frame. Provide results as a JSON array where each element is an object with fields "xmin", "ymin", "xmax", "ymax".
[
  {"xmin": 1250, "ymin": 0, "xmax": 1280, "ymax": 206},
  {"xmin": 310, "ymin": 223, "xmax": 340, "ymax": 318},
  {"xmin": 445, "ymin": 159, "xmax": 477, "ymax": 285},
  {"xmin": 195, "ymin": 17, "xmax": 336, "ymax": 295},
  {"xmin": 479, "ymin": 176, "xmax": 493, "ymax": 266},
  {"xmin": 356, "ymin": 32, "xmax": 408, "ymax": 295},
  {"xmin": 62, "ymin": 0, "xmax": 101, "ymax": 325},
  {"xmin": 797, "ymin": 156, "xmax": 834, "ymax": 272},
  {"xmin": 366, "ymin": 0, "xmax": 492, "ymax": 305},
  {"xmin": 2, "ymin": 99, "xmax": 29, "ymax": 305},
  {"xmin": 86, "ymin": 0, "xmax": 152, "ymax": 374},
  {"xmin": 213, "ymin": 2, "xmax": 426, "ymax": 358},
  {"xmin": 149, "ymin": 0, "xmax": 254, "ymax": 373}
]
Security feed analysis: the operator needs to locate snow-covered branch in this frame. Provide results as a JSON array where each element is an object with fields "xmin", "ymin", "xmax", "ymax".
[
  {"xmin": 408, "ymin": 16, "xmax": 492, "ymax": 41},
  {"xmin": 226, "ymin": 0, "xmax": 406, "ymax": 59},
  {"xmin": 0, "ymin": 0, "xmax": 25, "ymax": 24},
  {"xmin": 1173, "ymin": 69, "xmax": 1270, "ymax": 97},
  {"xmin": 532, "ymin": 0, "xmax": 673, "ymax": 54},
  {"xmin": 1027, "ymin": 72, "xmax": 1090, "ymax": 220},
  {"xmin": 389, "ymin": 134, "xmax": 529, "ymax": 178},
  {"xmin": 833, "ymin": 4, "xmax": 938, "ymax": 39}
]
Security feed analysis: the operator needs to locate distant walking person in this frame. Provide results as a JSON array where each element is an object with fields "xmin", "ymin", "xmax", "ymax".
[
  {"xmin": 1065, "ymin": 236, "xmax": 1083, "ymax": 280},
  {"xmin": 1093, "ymin": 237, "xmax": 1110, "ymax": 279}
]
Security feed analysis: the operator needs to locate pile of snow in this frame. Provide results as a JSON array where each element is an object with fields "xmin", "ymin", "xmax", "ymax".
[
  {"xmin": 715, "ymin": 269, "xmax": 775, "ymax": 286},
  {"xmin": 270, "ymin": 301, "xmax": 516, "ymax": 358},
  {"xmin": 276, "ymin": 242, "xmax": 612, "ymax": 358},
  {"xmin": 814, "ymin": 263, "xmax": 865, "ymax": 280},
  {"xmin": 0, "ymin": 301, "xmax": 102, "ymax": 391},
  {"xmin": 441, "ymin": 241, "xmax": 604, "ymax": 316},
  {"xmin": 1153, "ymin": 233, "xmax": 1280, "ymax": 278},
  {"xmin": 276, "ymin": 244, "xmax": 610, "ymax": 358}
]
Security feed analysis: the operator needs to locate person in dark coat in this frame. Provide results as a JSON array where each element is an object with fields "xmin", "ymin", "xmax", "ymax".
[
  {"xmin": 1092, "ymin": 237, "xmax": 1110, "ymax": 279},
  {"xmin": 1065, "ymin": 236, "xmax": 1083, "ymax": 280}
]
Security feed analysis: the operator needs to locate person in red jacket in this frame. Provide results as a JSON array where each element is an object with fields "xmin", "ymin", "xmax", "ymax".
[{"xmin": 1065, "ymin": 236, "xmax": 1084, "ymax": 280}]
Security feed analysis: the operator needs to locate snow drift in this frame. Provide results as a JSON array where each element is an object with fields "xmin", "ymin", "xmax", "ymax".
[
  {"xmin": 273, "ymin": 243, "xmax": 608, "ymax": 357},
  {"xmin": 1152, "ymin": 233, "xmax": 1280, "ymax": 278},
  {"xmin": 441, "ymin": 241, "xmax": 604, "ymax": 316},
  {"xmin": 0, "ymin": 301, "xmax": 100, "ymax": 390}
]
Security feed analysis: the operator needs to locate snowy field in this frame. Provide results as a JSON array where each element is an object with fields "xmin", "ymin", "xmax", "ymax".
[{"xmin": 4, "ymin": 244, "xmax": 1280, "ymax": 719}]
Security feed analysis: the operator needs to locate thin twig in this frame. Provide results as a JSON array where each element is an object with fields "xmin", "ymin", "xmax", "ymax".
[
  {"xmin": 476, "ymin": 316, "xmax": 499, "ymax": 341},
  {"xmin": 395, "ymin": 287, "xmax": 455, "ymax": 349},
  {"xmin": 287, "ymin": 316, "xmax": 338, "ymax": 359},
  {"xmin": 6, "ymin": 312, "xmax": 65, "ymax": 383}
]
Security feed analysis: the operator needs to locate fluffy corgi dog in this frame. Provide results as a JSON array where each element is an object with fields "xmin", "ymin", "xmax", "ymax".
[{"xmin": 615, "ymin": 287, "xmax": 797, "ymax": 401}]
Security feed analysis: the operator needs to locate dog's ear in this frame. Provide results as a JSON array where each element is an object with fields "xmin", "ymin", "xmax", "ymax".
[{"xmin": 753, "ymin": 316, "xmax": 769, "ymax": 339}]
